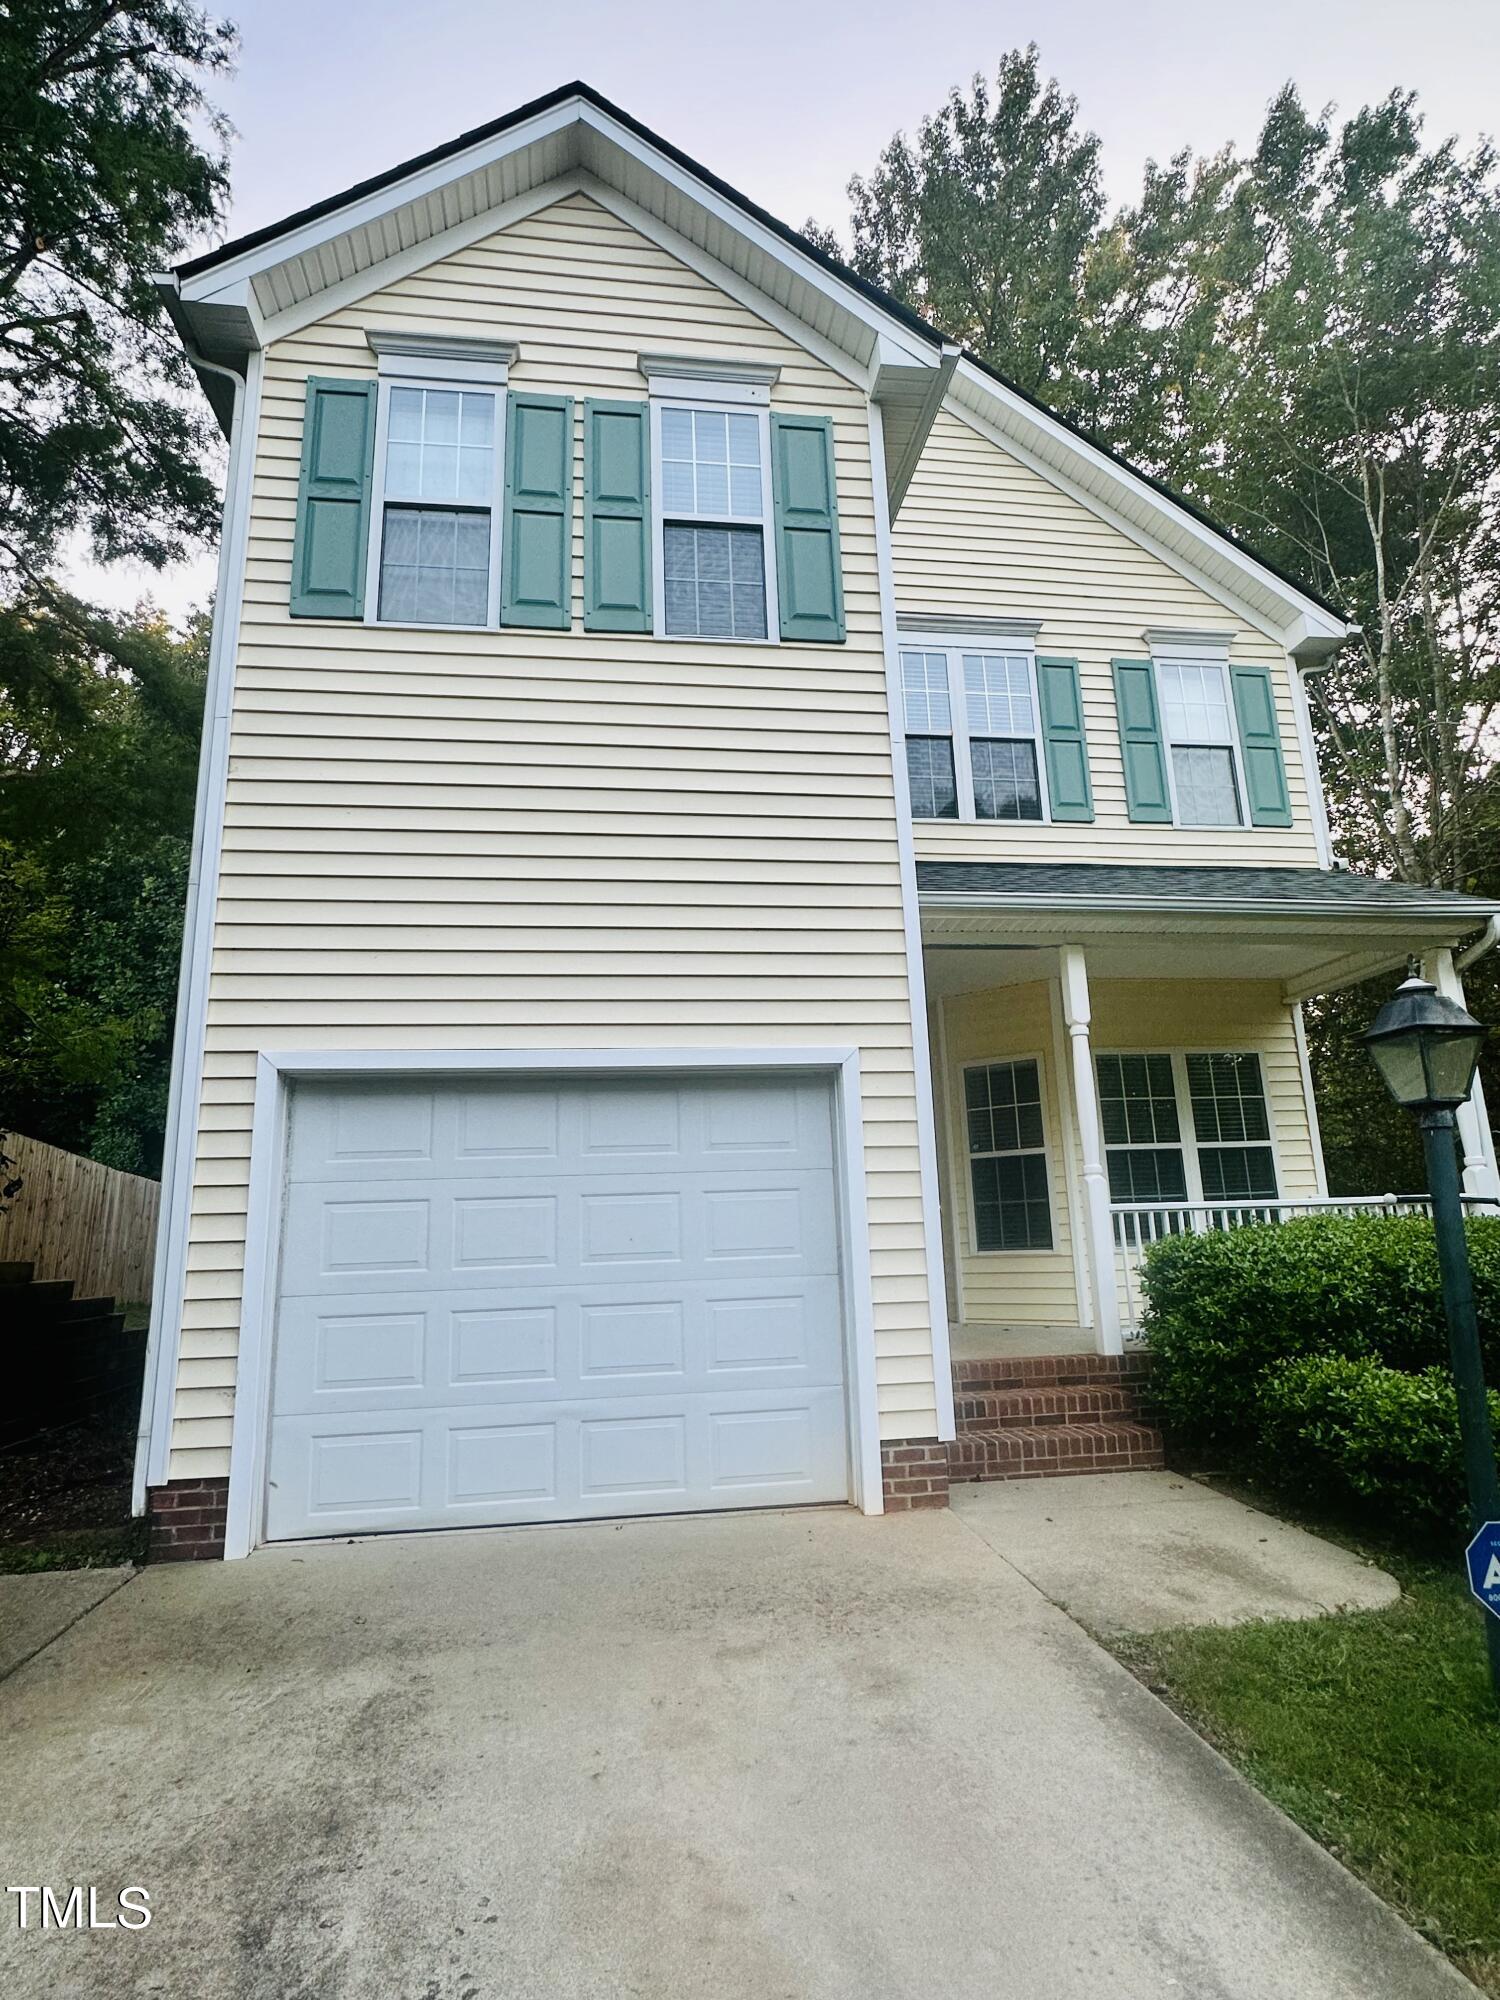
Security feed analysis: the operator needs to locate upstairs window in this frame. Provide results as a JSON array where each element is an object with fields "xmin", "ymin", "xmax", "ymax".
[
  {"xmin": 901, "ymin": 651, "xmax": 957, "ymax": 819},
  {"xmin": 376, "ymin": 386, "xmax": 499, "ymax": 626},
  {"xmin": 964, "ymin": 1059, "xmax": 1053, "ymax": 1251},
  {"xmin": 963, "ymin": 653, "xmax": 1042, "ymax": 821},
  {"xmin": 656, "ymin": 403, "xmax": 773, "ymax": 640},
  {"xmin": 1156, "ymin": 659, "xmax": 1244, "ymax": 827},
  {"xmin": 901, "ymin": 639, "xmax": 1056, "ymax": 823}
]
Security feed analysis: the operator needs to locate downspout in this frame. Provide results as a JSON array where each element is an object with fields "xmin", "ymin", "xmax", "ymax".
[
  {"xmin": 1457, "ymin": 915, "xmax": 1500, "ymax": 972},
  {"xmin": 132, "ymin": 330, "xmax": 250, "ymax": 1516}
]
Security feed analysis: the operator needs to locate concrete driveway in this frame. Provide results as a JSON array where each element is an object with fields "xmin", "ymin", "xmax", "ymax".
[{"xmin": 0, "ymin": 1507, "xmax": 1473, "ymax": 2000}]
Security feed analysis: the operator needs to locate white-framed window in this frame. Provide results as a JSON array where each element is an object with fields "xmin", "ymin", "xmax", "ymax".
[
  {"xmin": 963, "ymin": 1057, "xmax": 1054, "ymax": 1251},
  {"xmin": 1097, "ymin": 1049, "xmax": 1279, "ymax": 1208},
  {"xmin": 899, "ymin": 638, "xmax": 1049, "ymax": 822},
  {"xmin": 363, "ymin": 348, "xmax": 509, "ymax": 629},
  {"xmin": 1155, "ymin": 656, "xmax": 1247, "ymax": 828},
  {"xmin": 650, "ymin": 398, "xmax": 777, "ymax": 642}
]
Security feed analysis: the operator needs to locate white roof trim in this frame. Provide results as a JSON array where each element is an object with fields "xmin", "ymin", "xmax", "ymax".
[
  {"xmin": 947, "ymin": 357, "xmax": 1352, "ymax": 648},
  {"xmin": 177, "ymin": 93, "xmax": 937, "ymax": 375}
]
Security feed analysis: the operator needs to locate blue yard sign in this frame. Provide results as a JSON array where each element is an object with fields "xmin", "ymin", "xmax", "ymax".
[{"xmin": 1465, "ymin": 1524, "xmax": 1500, "ymax": 1619}]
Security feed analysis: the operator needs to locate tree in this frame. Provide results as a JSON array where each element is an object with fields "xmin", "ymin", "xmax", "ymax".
[
  {"xmin": 0, "ymin": 590, "xmax": 206, "ymax": 1172},
  {"xmin": 0, "ymin": 1, "xmax": 236, "ymax": 584},
  {"xmin": 841, "ymin": 47, "xmax": 1104, "ymax": 399}
]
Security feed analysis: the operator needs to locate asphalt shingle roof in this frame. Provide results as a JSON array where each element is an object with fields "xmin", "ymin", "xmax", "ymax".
[{"xmin": 914, "ymin": 861, "xmax": 1497, "ymax": 916}]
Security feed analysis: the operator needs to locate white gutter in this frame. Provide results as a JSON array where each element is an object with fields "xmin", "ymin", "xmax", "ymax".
[
  {"xmin": 918, "ymin": 889, "xmax": 1499, "ymax": 922},
  {"xmin": 132, "ymin": 323, "xmax": 261, "ymax": 1514}
]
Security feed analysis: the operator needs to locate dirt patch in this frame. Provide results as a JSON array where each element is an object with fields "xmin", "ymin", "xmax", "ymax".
[{"xmin": 0, "ymin": 1413, "xmax": 143, "ymax": 1571}]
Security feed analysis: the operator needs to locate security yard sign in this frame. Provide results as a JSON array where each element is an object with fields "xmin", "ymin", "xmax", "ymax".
[{"xmin": 1465, "ymin": 1524, "xmax": 1500, "ymax": 1618}]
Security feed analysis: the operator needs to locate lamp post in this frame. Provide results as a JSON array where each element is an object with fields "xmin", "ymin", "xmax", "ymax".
[{"xmin": 1364, "ymin": 965, "xmax": 1500, "ymax": 1695}]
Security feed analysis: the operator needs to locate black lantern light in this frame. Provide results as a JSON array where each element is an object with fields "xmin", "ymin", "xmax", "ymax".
[
  {"xmin": 1364, "ymin": 960, "xmax": 1500, "ymax": 1698},
  {"xmin": 1363, "ymin": 972, "xmax": 1487, "ymax": 1113}
]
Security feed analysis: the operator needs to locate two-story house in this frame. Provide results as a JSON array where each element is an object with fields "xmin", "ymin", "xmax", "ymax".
[{"xmin": 136, "ymin": 82, "xmax": 1500, "ymax": 1559}]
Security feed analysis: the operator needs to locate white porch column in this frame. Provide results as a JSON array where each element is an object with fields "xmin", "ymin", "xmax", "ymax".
[
  {"xmin": 1059, "ymin": 945, "xmax": 1123, "ymax": 1356},
  {"xmin": 1431, "ymin": 948, "xmax": 1500, "ymax": 1202}
]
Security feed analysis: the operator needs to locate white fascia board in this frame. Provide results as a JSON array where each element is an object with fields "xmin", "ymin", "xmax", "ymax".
[{"xmin": 949, "ymin": 359, "xmax": 1353, "ymax": 651}]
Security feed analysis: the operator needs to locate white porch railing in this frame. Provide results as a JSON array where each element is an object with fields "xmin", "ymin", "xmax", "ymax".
[{"xmin": 1111, "ymin": 1194, "xmax": 1485, "ymax": 1339}]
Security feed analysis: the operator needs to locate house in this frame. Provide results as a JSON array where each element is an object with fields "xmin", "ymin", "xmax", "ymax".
[{"xmin": 137, "ymin": 81, "xmax": 1500, "ymax": 1560}]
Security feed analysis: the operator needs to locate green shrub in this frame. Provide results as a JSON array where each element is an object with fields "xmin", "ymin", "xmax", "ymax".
[
  {"xmin": 1255, "ymin": 1353, "xmax": 1500, "ymax": 1529},
  {"xmin": 1140, "ymin": 1212, "xmax": 1500, "ymax": 1449}
]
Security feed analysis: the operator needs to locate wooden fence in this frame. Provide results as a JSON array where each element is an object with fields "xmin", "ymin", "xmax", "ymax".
[{"xmin": 0, "ymin": 1133, "xmax": 160, "ymax": 1304}]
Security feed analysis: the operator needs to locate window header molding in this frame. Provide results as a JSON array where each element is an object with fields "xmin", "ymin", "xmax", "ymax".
[
  {"xmin": 1143, "ymin": 626, "xmax": 1234, "ymax": 659},
  {"xmin": 638, "ymin": 352, "xmax": 780, "ymax": 406},
  {"xmin": 898, "ymin": 612, "xmax": 1044, "ymax": 641},
  {"xmin": 365, "ymin": 329, "xmax": 517, "ymax": 383}
]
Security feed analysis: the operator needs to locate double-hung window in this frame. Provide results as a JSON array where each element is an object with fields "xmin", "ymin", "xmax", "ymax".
[
  {"xmin": 1156, "ymin": 658, "xmax": 1244, "ymax": 827},
  {"xmin": 964, "ymin": 1059, "xmax": 1053, "ymax": 1251},
  {"xmin": 1186, "ymin": 1053, "xmax": 1277, "ymax": 1198},
  {"xmin": 900, "ymin": 641, "xmax": 1049, "ymax": 822},
  {"xmin": 365, "ymin": 341, "xmax": 511, "ymax": 629},
  {"xmin": 1097, "ymin": 1050, "xmax": 1278, "ymax": 1211},
  {"xmin": 655, "ymin": 401, "xmax": 775, "ymax": 640}
]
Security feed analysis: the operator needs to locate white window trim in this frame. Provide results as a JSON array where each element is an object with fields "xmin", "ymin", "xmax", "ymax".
[
  {"xmin": 960, "ymin": 1050, "xmax": 1058, "ymax": 1256},
  {"xmin": 1095, "ymin": 1045, "xmax": 1285, "ymax": 1208},
  {"xmin": 648, "ymin": 392, "xmax": 780, "ymax": 645},
  {"xmin": 899, "ymin": 631, "xmax": 1052, "ymax": 825},
  {"xmin": 1150, "ymin": 648, "xmax": 1252, "ymax": 831},
  {"xmin": 362, "ymin": 354, "xmax": 509, "ymax": 631}
]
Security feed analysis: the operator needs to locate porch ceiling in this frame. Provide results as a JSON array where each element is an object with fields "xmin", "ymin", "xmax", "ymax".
[{"xmin": 916, "ymin": 861, "xmax": 1499, "ymax": 1002}]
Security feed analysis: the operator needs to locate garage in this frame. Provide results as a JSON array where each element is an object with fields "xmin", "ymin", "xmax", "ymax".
[{"xmin": 263, "ymin": 1070, "xmax": 852, "ymax": 1541}]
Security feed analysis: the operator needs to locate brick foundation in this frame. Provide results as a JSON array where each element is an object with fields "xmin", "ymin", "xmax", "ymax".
[
  {"xmin": 147, "ymin": 1479, "xmax": 230, "ymax": 1561},
  {"xmin": 880, "ymin": 1439, "xmax": 951, "ymax": 1511}
]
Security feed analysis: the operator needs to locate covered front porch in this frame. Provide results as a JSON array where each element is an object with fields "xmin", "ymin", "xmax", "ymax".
[{"xmin": 919, "ymin": 863, "xmax": 1500, "ymax": 1368}]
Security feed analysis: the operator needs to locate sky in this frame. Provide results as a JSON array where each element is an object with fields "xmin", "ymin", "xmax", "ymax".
[{"xmin": 81, "ymin": 0, "xmax": 1500, "ymax": 620}]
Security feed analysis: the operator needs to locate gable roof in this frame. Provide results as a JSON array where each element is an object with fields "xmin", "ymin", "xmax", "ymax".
[{"xmin": 160, "ymin": 80, "xmax": 1350, "ymax": 652}]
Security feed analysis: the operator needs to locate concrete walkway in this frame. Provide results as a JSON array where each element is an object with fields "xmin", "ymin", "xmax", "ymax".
[
  {"xmin": 0, "ymin": 1565, "xmax": 134, "ymax": 1679},
  {"xmin": 953, "ymin": 1471, "xmax": 1400, "ymax": 1633},
  {"xmin": 0, "ymin": 1509, "xmax": 1468, "ymax": 2000}
]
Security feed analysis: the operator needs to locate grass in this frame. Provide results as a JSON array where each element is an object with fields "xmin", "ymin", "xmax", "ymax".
[{"xmin": 1114, "ymin": 1530, "xmax": 1500, "ymax": 1994}]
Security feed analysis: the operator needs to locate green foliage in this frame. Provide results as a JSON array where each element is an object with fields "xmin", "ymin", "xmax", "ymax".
[
  {"xmin": 843, "ymin": 47, "xmax": 1104, "ymax": 396},
  {"xmin": 1258, "ymin": 1353, "xmax": 1500, "ymax": 1527},
  {"xmin": 0, "ymin": 1, "xmax": 235, "ymax": 583},
  {"xmin": 1141, "ymin": 1214, "xmax": 1500, "ymax": 1533},
  {"xmin": 0, "ymin": 588, "xmax": 205, "ymax": 1172}
]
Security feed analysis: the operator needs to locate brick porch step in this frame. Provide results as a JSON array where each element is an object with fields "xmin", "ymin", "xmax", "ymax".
[
  {"xmin": 955, "ymin": 1384, "xmax": 1139, "ymax": 1430},
  {"xmin": 949, "ymin": 1420, "xmax": 1165, "ymax": 1482},
  {"xmin": 951, "ymin": 1352, "xmax": 1151, "ymax": 1393}
]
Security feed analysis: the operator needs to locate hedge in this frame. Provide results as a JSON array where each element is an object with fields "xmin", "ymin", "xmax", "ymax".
[
  {"xmin": 1257, "ymin": 1354, "xmax": 1500, "ymax": 1529},
  {"xmin": 1138, "ymin": 1213, "xmax": 1500, "ymax": 1535},
  {"xmin": 1139, "ymin": 1212, "xmax": 1500, "ymax": 1447}
]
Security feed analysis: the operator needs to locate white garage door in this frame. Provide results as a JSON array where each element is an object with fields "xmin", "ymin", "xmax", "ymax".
[{"xmin": 264, "ymin": 1072, "xmax": 850, "ymax": 1541}]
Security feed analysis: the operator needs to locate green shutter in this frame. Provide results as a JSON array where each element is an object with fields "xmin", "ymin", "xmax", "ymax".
[
  {"xmin": 501, "ymin": 392, "xmax": 573, "ymax": 629},
  {"xmin": 583, "ymin": 400, "xmax": 650, "ymax": 633},
  {"xmin": 290, "ymin": 377, "xmax": 376, "ymax": 619},
  {"xmin": 1036, "ymin": 657, "xmax": 1094, "ymax": 822},
  {"xmin": 1230, "ymin": 665, "xmax": 1294, "ymax": 827},
  {"xmin": 1111, "ymin": 659, "xmax": 1173, "ymax": 823},
  {"xmin": 770, "ymin": 412, "xmax": 845, "ymax": 644}
]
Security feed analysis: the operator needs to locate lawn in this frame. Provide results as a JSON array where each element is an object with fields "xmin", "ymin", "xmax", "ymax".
[{"xmin": 1115, "ymin": 1543, "xmax": 1500, "ymax": 1994}]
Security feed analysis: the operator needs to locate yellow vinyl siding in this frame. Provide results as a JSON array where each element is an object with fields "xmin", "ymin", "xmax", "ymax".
[
  {"xmin": 166, "ymin": 190, "xmax": 937, "ymax": 1478},
  {"xmin": 936, "ymin": 982, "xmax": 1084, "ymax": 1327},
  {"xmin": 893, "ymin": 409, "xmax": 1322, "ymax": 867}
]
